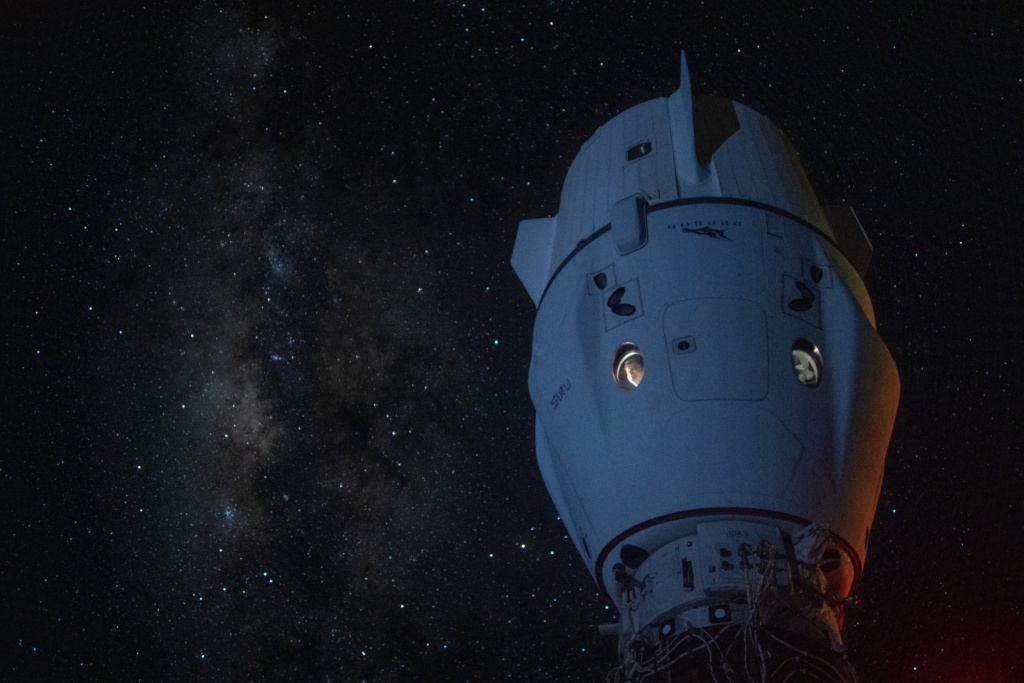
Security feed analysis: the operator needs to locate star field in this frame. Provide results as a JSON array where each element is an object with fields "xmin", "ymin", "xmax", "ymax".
[{"xmin": 2, "ymin": 2, "xmax": 1022, "ymax": 681}]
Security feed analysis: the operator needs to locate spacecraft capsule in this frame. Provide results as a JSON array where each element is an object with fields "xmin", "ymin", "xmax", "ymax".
[{"xmin": 512, "ymin": 54, "xmax": 899, "ymax": 681}]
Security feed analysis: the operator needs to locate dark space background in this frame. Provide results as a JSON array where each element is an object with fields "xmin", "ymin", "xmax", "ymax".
[{"xmin": 2, "ymin": 2, "xmax": 1021, "ymax": 681}]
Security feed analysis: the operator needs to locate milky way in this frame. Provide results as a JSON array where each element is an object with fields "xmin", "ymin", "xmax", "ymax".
[
  {"xmin": 102, "ymin": 12, "xmax": 562, "ymax": 677},
  {"xmin": 1, "ymin": 6, "xmax": 599, "ymax": 679}
]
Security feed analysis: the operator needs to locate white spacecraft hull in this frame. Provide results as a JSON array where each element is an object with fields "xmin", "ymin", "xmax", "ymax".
[{"xmin": 513, "ymin": 55, "xmax": 898, "ymax": 681}]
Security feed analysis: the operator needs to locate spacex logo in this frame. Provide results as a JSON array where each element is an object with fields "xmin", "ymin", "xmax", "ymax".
[{"xmin": 681, "ymin": 226, "xmax": 730, "ymax": 240}]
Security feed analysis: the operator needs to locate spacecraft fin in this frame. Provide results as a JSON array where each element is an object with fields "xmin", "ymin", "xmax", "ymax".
[
  {"xmin": 825, "ymin": 204, "xmax": 874, "ymax": 276},
  {"xmin": 667, "ymin": 50, "xmax": 743, "ymax": 191},
  {"xmin": 678, "ymin": 51, "xmax": 691, "ymax": 99},
  {"xmin": 512, "ymin": 216, "xmax": 558, "ymax": 307},
  {"xmin": 667, "ymin": 54, "xmax": 702, "ymax": 188}
]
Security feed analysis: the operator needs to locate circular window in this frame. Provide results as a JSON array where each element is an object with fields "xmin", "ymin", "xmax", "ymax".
[
  {"xmin": 613, "ymin": 343, "xmax": 645, "ymax": 389},
  {"xmin": 791, "ymin": 339, "xmax": 823, "ymax": 387}
]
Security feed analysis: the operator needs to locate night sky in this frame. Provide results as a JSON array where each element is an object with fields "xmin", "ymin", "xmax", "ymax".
[{"xmin": 2, "ymin": 2, "xmax": 1022, "ymax": 681}]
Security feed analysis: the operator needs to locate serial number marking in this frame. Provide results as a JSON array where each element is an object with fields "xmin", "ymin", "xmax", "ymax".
[
  {"xmin": 551, "ymin": 378, "xmax": 572, "ymax": 410},
  {"xmin": 665, "ymin": 219, "xmax": 743, "ymax": 229}
]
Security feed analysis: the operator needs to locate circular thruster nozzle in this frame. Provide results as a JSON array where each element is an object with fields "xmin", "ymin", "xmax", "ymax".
[
  {"xmin": 613, "ymin": 343, "xmax": 645, "ymax": 390},
  {"xmin": 791, "ymin": 339, "xmax": 823, "ymax": 387}
]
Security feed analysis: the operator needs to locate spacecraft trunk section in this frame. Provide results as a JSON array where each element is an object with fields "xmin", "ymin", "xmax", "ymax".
[{"xmin": 512, "ymin": 55, "xmax": 899, "ymax": 681}]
